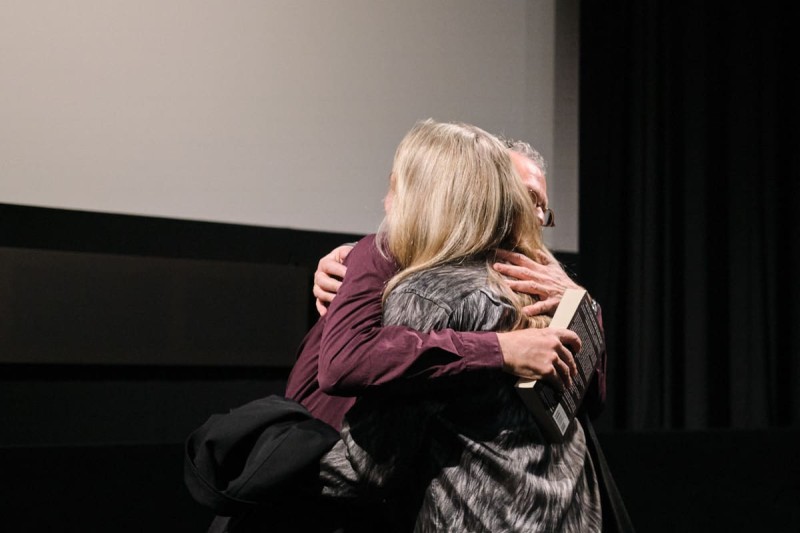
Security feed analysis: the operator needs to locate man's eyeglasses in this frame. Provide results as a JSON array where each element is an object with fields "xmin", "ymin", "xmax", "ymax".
[
  {"xmin": 529, "ymin": 190, "xmax": 556, "ymax": 227},
  {"xmin": 540, "ymin": 207, "xmax": 555, "ymax": 228}
]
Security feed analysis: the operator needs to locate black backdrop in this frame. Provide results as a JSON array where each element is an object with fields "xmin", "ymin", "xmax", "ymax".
[{"xmin": 579, "ymin": 1, "xmax": 799, "ymax": 431}]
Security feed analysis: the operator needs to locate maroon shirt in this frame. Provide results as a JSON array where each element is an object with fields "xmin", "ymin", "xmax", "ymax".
[
  {"xmin": 285, "ymin": 233, "xmax": 607, "ymax": 430},
  {"xmin": 285, "ymin": 234, "xmax": 504, "ymax": 429}
]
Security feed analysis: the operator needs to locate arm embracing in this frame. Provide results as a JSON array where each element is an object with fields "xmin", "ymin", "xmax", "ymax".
[{"xmin": 317, "ymin": 235, "xmax": 503, "ymax": 396}]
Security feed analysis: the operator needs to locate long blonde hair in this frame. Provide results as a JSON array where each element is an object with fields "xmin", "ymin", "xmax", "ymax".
[{"xmin": 379, "ymin": 119, "xmax": 549, "ymax": 329}]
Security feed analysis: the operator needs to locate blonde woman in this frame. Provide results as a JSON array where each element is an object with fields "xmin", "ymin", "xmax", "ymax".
[{"xmin": 320, "ymin": 120, "xmax": 602, "ymax": 532}]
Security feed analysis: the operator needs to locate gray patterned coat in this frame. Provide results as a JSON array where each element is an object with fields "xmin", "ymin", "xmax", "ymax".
[{"xmin": 321, "ymin": 261, "xmax": 601, "ymax": 532}]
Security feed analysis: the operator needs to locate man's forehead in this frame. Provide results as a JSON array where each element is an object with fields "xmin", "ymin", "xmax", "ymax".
[
  {"xmin": 510, "ymin": 150, "xmax": 542, "ymax": 178},
  {"xmin": 509, "ymin": 149, "xmax": 548, "ymax": 205}
]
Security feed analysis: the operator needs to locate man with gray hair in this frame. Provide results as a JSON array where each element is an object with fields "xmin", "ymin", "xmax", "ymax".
[{"xmin": 285, "ymin": 137, "xmax": 605, "ymax": 431}]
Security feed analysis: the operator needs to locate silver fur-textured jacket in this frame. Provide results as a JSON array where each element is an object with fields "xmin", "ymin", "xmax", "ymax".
[{"xmin": 321, "ymin": 261, "xmax": 601, "ymax": 532}]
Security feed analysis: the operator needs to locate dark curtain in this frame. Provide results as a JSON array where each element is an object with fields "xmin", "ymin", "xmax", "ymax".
[{"xmin": 579, "ymin": 2, "xmax": 799, "ymax": 430}]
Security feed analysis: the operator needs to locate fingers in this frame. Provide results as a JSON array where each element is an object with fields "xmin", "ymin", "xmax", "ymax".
[
  {"xmin": 314, "ymin": 269, "xmax": 342, "ymax": 296},
  {"xmin": 493, "ymin": 261, "xmax": 537, "ymax": 283},
  {"xmin": 313, "ymin": 266, "xmax": 341, "ymax": 317},
  {"xmin": 319, "ymin": 256, "xmax": 347, "ymax": 280},
  {"xmin": 497, "ymin": 328, "xmax": 581, "ymax": 391},
  {"xmin": 335, "ymin": 245, "xmax": 353, "ymax": 263},
  {"xmin": 506, "ymin": 279, "xmax": 548, "ymax": 298},
  {"xmin": 311, "ymin": 276, "xmax": 342, "ymax": 306},
  {"xmin": 492, "ymin": 260, "xmax": 525, "ymax": 277},
  {"xmin": 540, "ymin": 345, "xmax": 576, "ymax": 392},
  {"xmin": 317, "ymin": 244, "xmax": 351, "ymax": 284},
  {"xmin": 549, "ymin": 354, "xmax": 573, "ymax": 391},
  {"xmin": 493, "ymin": 252, "xmax": 548, "ymax": 286},
  {"xmin": 540, "ymin": 329, "xmax": 580, "ymax": 390},
  {"xmin": 311, "ymin": 245, "xmax": 354, "ymax": 318},
  {"xmin": 554, "ymin": 339, "xmax": 578, "ymax": 380},
  {"xmin": 532, "ymin": 249, "xmax": 554, "ymax": 265},
  {"xmin": 555, "ymin": 328, "xmax": 582, "ymax": 360},
  {"xmin": 495, "ymin": 249, "xmax": 539, "ymax": 268},
  {"xmin": 521, "ymin": 298, "xmax": 559, "ymax": 317}
]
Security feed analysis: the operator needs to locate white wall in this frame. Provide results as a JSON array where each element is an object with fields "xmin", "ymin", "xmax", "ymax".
[{"xmin": 0, "ymin": 0, "xmax": 579, "ymax": 251}]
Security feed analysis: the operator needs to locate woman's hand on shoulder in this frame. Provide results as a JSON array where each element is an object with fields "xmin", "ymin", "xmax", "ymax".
[{"xmin": 313, "ymin": 244, "xmax": 353, "ymax": 316}]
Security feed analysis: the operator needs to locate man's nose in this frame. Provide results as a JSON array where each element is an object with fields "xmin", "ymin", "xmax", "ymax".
[{"xmin": 535, "ymin": 207, "xmax": 545, "ymax": 226}]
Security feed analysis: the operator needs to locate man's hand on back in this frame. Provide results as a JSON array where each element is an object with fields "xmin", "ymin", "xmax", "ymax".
[{"xmin": 492, "ymin": 249, "xmax": 582, "ymax": 317}]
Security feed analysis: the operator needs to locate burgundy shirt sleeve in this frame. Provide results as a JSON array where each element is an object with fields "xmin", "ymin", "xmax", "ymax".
[{"xmin": 317, "ymin": 234, "xmax": 504, "ymax": 396}]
